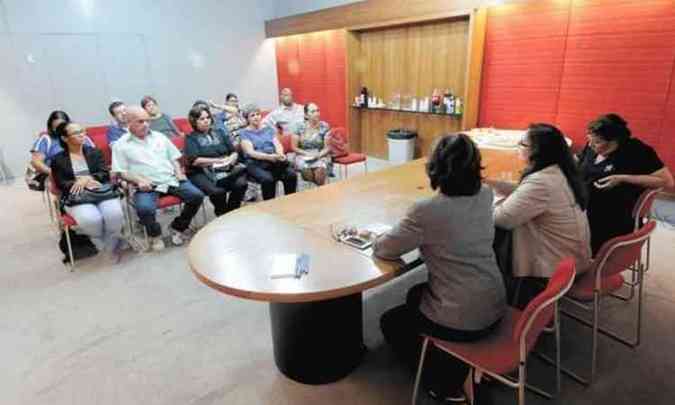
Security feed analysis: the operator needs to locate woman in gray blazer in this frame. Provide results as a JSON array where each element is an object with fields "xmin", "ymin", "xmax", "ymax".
[{"xmin": 375, "ymin": 134, "xmax": 506, "ymax": 402}]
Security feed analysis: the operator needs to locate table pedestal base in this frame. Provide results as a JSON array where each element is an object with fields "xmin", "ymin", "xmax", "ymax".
[{"xmin": 269, "ymin": 292, "xmax": 365, "ymax": 385}]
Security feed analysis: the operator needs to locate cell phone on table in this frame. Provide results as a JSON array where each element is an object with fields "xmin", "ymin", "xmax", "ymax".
[{"xmin": 341, "ymin": 235, "xmax": 373, "ymax": 250}]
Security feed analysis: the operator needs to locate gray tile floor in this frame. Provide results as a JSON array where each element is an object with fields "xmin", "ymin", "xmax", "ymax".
[{"xmin": 1, "ymin": 159, "xmax": 674, "ymax": 405}]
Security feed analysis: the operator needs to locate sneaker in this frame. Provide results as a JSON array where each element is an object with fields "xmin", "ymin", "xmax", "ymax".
[
  {"xmin": 169, "ymin": 228, "xmax": 185, "ymax": 246},
  {"xmin": 428, "ymin": 389, "xmax": 467, "ymax": 403},
  {"xmin": 150, "ymin": 237, "xmax": 165, "ymax": 252}
]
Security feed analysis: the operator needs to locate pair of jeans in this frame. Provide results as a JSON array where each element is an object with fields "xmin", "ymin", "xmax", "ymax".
[
  {"xmin": 133, "ymin": 180, "xmax": 204, "ymax": 237},
  {"xmin": 189, "ymin": 172, "xmax": 248, "ymax": 216},
  {"xmin": 380, "ymin": 283, "xmax": 501, "ymax": 397},
  {"xmin": 246, "ymin": 160, "xmax": 297, "ymax": 200}
]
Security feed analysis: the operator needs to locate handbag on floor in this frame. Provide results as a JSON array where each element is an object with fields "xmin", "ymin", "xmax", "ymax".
[{"xmin": 59, "ymin": 229, "xmax": 98, "ymax": 263}]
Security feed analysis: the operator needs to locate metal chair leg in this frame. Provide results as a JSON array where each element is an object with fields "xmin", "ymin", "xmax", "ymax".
[
  {"xmin": 64, "ymin": 225, "xmax": 75, "ymax": 271},
  {"xmin": 591, "ymin": 291, "xmax": 600, "ymax": 385},
  {"xmin": 411, "ymin": 337, "xmax": 429, "ymax": 405},
  {"xmin": 518, "ymin": 362, "xmax": 526, "ymax": 405},
  {"xmin": 554, "ymin": 303, "xmax": 561, "ymax": 395}
]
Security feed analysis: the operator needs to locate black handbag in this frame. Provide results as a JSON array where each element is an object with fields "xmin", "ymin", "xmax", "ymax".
[
  {"xmin": 205, "ymin": 163, "xmax": 246, "ymax": 183},
  {"xmin": 64, "ymin": 183, "xmax": 121, "ymax": 206}
]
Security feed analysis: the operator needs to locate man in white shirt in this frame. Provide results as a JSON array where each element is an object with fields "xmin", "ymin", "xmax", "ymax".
[
  {"xmin": 262, "ymin": 88, "xmax": 304, "ymax": 133},
  {"xmin": 112, "ymin": 106, "xmax": 204, "ymax": 251}
]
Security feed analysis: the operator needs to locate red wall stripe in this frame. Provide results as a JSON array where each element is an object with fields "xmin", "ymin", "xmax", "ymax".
[
  {"xmin": 480, "ymin": 0, "xmax": 675, "ymax": 170},
  {"xmin": 274, "ymin": 30, "xmax": 347, "ymax": 132}
]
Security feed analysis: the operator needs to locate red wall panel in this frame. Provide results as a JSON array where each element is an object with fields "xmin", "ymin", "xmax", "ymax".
[
  {"xmin": 480, "ymin": 0, "xmax": 675, "ymax": 170},
  {"xmin": 479, "ymin": 1, "xmax": 570, "ymax": 130},
  {"xmin": 275, "ymin": 30, "xmax": 346, "ymax": 131}
]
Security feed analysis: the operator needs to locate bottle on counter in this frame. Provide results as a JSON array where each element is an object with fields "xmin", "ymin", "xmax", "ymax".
[
  {"xmin": 361, "ymin": 87, "xmax": 369, "ymax": 108},
  {"xmin": 431, "ymin": 89, "xmax": 441, "ymax": 113},
  {"xmin": 455, "ymin": 97, "xmax": 462, "ymax": 115},
  {"xmin": 446, "ymin": 89, "xmax": 455, "ymax": 115}
]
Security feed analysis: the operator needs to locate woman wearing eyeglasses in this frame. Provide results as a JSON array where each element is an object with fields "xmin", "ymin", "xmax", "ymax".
[
  {"xmin": 487, "ymin": 123, "xmax": 591, "ymax": 283},
  {"xmin": 51, "ymin": 122, "xmax": 125, "ymax": 261},
  {"xmin": 578, "ymin": 114, "xmax": 673, "ymax": 254}
]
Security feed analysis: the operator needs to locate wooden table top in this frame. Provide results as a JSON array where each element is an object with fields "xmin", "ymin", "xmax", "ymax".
[{"xmin": 188, "ymin": 148, "xmax": 523, "ymax": 303}]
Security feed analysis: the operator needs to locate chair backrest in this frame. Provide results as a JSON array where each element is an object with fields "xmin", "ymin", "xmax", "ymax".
[
  {"xmin": 170, "ymin": 135, "xmax": 185, "ymax": 151},
  {"xmin": 591, "ymin": 220, "xmax": 657, "ymax": 285},
  {"xmin": 513, "ymin": 258, "xmax": 576, "ymax": 350},
  {"xmin": 327, "ymin": 127, "xmax": 349, "ymax": 157},
  {"xmin": 632, "ymin": 188, "xmax": 662, "ymax": 230},
  {"xmin": 170, "ymin": 136, "xmax": 187, "ymax": 168},
  {"xmin": 173, "ymin": 117, "xmax": 192, "ymax": 134},
  {"xmin": 278, "ymin": 133, "xmax": 293, "ymax": 154},
  {"xmin": 86, "ymin": 125, "xmax": 112, "ymax": 166}
]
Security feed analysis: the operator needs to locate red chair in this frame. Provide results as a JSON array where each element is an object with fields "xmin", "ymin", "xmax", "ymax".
[
  {"xmin": 48, "ymin": 176, "xmax": 78, "ymax": 269},
  {"xmin": 172, "ymin": 117, "xmax": 192, "ymax": 135},
  {"xmin": 86, "ymin": 125, "xmax": 112, "ymax": 167},
  {"xmin": 330, "ymin": 127, "xmax": 367, "ymax": 179},
  {"xmin": 632, "ymin": 187, "xmax": 661, "ymax": 272},
  {"xmin": 412, "ymin": 258, "xmax": 576, "ymax": 405},
  {"xmin": 613, "ymin": 187, "xmax": 663, "ymax": 302},
  {"xmin": 563, "ymin": 220, "xmax": 656, "ymax": 384},
  {"xmin": 277, "ymin": 133, "xmax": 293, "ymax": 154}
]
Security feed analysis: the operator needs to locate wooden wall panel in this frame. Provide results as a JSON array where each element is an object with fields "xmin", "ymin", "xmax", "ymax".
[
  {"xmin": 353, "ymin": 18, "xmax": 469, "ymax": 158},
  {"xmin": 267, "ymin": 0, "xmax": 479, "ymax": 37}
]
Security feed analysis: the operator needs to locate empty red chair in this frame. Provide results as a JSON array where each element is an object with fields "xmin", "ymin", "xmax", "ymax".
[
  {"xmin": 563, "ymin": 220, "xmax": 656, "ymax": 384},
  {"xmin": 330, "ymin": 127, "xmax": 367, "ymax": 179},
  {"xmin": 412, "ymin": 258, "xmax": 577, "ymax": 405}
]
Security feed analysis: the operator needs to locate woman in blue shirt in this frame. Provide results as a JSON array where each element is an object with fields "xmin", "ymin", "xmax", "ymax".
[{"xmin": 239, "ymin": 104, "xmax": 297, "ymax": 200}]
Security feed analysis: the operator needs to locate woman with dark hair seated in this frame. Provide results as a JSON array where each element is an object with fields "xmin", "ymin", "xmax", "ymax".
[
  {"xmin": 579, "ymin": 114, "xmax": 673, "ymax": 254},
  {"xmin": 51, "ymin": 122, "xmax": 125, "ymax": 260},
  {"xmin": 291, "ymin": 102, "xmax": 332, "ymax": 186},
  {"xmin": 375, "ymin": 134, "xmax": 506, "ymax": 402},
  {"xmin": 184, "ymin": 105, "xmax": 248, "ymax": 216},
  {"xmin": 488, "ymin": 123, "xmax": 592, "ymax": 281},
  {"xmin": 239, "ymin": 103, "xmax": 297, "ymax": 200},
  {"xmin": 29, "ymin": 111, "xmax": 96, "ymax": 184}
]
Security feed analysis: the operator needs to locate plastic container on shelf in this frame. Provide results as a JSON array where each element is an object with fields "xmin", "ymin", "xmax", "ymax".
[{"xmin": 387, "ymin": 129, "xmax": 418, "ymax": 164}]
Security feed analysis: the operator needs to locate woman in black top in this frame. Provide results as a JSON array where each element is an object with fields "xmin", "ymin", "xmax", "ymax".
[
  {"xmin": 578, "ymin": 114, "xmax": 673, "ymax": 254},
  {"xmin": 51, "ymin": 122, "xmax": 124, "ymax": 257},
  {"xmin": 184, "ymin": 105, "xmax": 248, "ymax": 216}
]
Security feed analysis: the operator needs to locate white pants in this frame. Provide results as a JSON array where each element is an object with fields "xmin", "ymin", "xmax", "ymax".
[{"xmin": 65, "ymin": 199, "xmax": 124, "ymax": 251}]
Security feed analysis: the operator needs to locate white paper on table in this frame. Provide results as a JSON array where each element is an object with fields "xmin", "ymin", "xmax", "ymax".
[
  {"xmin": 269, "ymin": 253, "xmax": 298, "ymax": 278},
  {"xmin": 362, "ymin": 223, "xmax": 392, "ymax": 237}
]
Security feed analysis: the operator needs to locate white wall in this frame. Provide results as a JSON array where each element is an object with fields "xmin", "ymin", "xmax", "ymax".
[{"xmin": 0, "ymin": 0, "xmax": 279, "ymax": 179}]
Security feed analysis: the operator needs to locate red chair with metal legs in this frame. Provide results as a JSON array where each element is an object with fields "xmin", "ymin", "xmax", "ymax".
[
  {"xmin": 330, "ymin": 127, "xmax": 367, "ymax": 179},
  {"xmin": 563, "ymin": 220, "xmax": 656, "ymax": 384},
  {"xmin": 48, "ymin": 176, "xmax": 78, "ymax": 270},
  {"xmin": 615, "ymin": 188, "xmax": 662, "ymax": 301},
  {"xmin": 411, "ymin": 258, "xmax": 576, "ymax": 405}
]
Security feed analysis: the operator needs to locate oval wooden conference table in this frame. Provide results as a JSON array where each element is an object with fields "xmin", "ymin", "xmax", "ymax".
[{"xmin": 188, "ymin": 148, "xmax": 523, "ymax": 385}]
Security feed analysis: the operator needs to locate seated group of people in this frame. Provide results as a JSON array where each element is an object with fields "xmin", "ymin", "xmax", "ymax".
[
  {"xmin": 372, "ymin": 115, "xmax": 673, "ymax": 401},
  {"xmin": 30, "ymin": 88, "xmax": 337, "ymax": 257}
]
